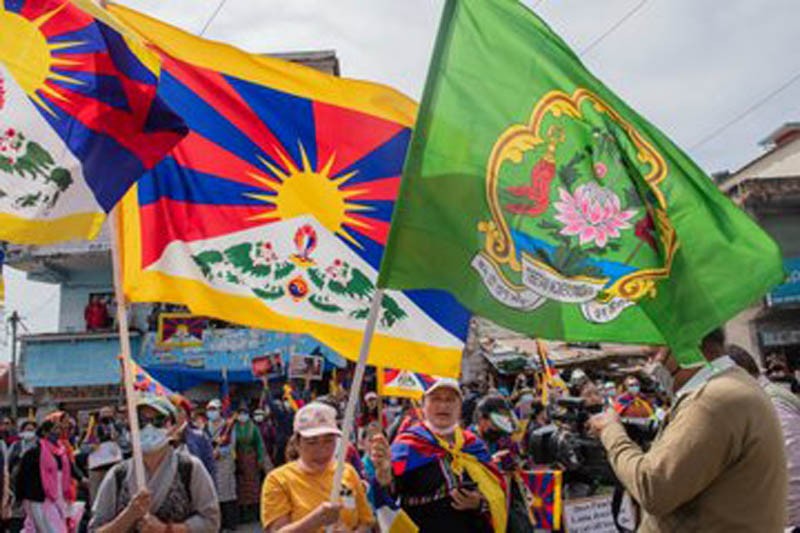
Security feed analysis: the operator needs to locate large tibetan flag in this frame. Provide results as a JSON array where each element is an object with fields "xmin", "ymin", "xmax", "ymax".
[
  {"xmin": 378, "ymin": 0, "xmax": 784, "ymax": 364},
  {"xmin": 0, "ymin": 0, "xmax": 186, "ymax": 245},
  {"xmin": 377, "ymin": 367, "xmax": 438, "ymax": 400},
  {"xmin": 111, "ymin": 5, "xmax": 469, "ymax": 377}
]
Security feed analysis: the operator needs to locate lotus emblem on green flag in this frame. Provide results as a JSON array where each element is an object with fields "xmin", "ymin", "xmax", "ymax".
[{"xmin": 378, "ymin": 0, "xmax": 784, "ymax": 365}]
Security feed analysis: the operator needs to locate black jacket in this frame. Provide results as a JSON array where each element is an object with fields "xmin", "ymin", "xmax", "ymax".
[{"xmin": 15, "ymin": 444, "xmax": 78, "ymax": 503}]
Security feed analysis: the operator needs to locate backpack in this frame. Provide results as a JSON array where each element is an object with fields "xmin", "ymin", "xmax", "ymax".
[{"xmin": 114, "ymin": 452, "xmax": 193, "ymax": 503}]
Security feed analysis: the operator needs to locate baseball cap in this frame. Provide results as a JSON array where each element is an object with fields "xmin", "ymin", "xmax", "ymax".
[
  {"xmin": 424, "ymin": 378, "xmax": 462, "ymax": 398},
  {"xmin": 138, "ymin": 395, "xmax": 178, "ymax": 420},
  {"xmin": 206, "ymin": 399, "xmax": 222, "ymax": 410},
  {"xmin": 293, "ymin": 402, "xmax": 342, "ymax": 438}
]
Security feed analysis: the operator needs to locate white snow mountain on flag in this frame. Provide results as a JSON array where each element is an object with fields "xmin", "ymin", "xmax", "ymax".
[{"xmin": 148, "ymin": 215, "xmax": 463, "ymax": 350}]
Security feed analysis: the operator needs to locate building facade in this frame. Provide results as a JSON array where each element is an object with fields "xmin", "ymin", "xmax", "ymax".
[{"xmin": 717, "ymin": 123, "xmax": 800, "ymax": 369}]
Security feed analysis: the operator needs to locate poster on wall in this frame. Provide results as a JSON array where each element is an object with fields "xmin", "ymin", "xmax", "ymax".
[
  {"xmin": 288, "ymin": 354, "xmax": 324, "ymax": 381},
  {"xmin": 252, "ymin": 352, "xmax": 285, "ymax": 378},
  {"xmin": 157, "ymin": 313, "xmax": 207, "ymax": 348}
]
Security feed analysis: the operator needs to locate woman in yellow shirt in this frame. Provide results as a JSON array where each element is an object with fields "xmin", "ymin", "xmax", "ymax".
[{"xmin": 261, "ymin": 402, "xmax": 374, "ymax": 532}]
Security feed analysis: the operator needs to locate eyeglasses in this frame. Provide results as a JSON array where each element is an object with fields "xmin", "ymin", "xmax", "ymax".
[{"xmin": 138, "ymin": 413, "xmax": 168, "ymax": 429}]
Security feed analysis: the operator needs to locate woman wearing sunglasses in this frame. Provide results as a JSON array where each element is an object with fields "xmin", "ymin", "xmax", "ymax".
[{"xmin": 89, "ymin": 395, "xmax": 221, "ymax": 532}]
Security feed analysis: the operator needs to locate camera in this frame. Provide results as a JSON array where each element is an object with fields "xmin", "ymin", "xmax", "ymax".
[{"xmin": 525, "ymin": 396, "xmax": 658, "ymax": 495}]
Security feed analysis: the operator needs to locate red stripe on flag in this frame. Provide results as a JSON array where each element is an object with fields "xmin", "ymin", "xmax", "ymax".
[
  {"xmin": 139, "ymin": 198, "xmax": 275, "ymax": 267},
  {"xmin": 313, "ymin": 100, "xmax": 407, "ymax": 177},
  {"xmin": 172, "ymin": 132, "xmax": 279, "ymax": 191},
  {"xmin": 162, "ymin": 56, "xmax": 292, "ymax": 168},
  {"xmin": 343, "ymin": 177, "xmax": 400, "ymax": 202}
]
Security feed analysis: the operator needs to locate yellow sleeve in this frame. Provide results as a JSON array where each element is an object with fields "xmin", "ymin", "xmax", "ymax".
[
  {"xmin": 347, "ymin": 466, "xmax": 375, "ymax": 527},
  {"xmin": 260, "ymin": 469, "xmax": 293, "ymax": 529}
]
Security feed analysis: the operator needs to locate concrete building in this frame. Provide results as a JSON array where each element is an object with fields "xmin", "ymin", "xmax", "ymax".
[{"xmin": 717, "ymin": 122, "xmax": 800, "ymax": 369}]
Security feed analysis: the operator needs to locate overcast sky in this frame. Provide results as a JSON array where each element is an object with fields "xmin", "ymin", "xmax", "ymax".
[{"xmin": 4, "ymin": 0, "xmax": 800, "ymax": 350}]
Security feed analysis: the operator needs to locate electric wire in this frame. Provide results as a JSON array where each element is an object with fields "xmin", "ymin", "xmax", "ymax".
[
  {"xmin": 579, "ymin": 0, "xmax": 650, "ymax": 57},
  {"xmin": 199, "ymin": 0, "xmax": 229, "ymax": 37}
]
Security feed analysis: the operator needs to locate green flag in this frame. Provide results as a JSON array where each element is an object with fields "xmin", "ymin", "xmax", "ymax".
[{"xmin": 378, "ymin": 0, "xmax": 784, "ymax": 364}]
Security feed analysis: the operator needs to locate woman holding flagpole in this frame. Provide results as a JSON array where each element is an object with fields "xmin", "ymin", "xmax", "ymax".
[{"xmin": 261, "ymin": 402, "xmax": 374, "ymax": 532}]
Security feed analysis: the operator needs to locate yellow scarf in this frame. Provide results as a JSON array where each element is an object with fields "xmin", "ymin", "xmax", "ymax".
[{"xmin": 431, "ymin": 427, "xmax": 508, "ymax": 533}]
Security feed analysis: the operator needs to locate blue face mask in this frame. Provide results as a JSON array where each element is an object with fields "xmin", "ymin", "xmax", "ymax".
[
  {"xmin": 628, "ymin": 384, "xmax": 641, "ymax": 395},
  {"xmin": 46, "ymin": 432, "xmax": 59, "ymax": 444}
]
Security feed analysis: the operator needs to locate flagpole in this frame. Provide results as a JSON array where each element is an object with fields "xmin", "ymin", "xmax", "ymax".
[
  {"xmin": 109, "ymin": 206, "xmax": 146, "ymax": 491},
  {"xmin": 329, "ymin": 288, "xmax": 383, "ymax": 503}
]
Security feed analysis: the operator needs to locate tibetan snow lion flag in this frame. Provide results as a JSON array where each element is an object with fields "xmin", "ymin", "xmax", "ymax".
[
  {"xmin": 0, "ymin": 0, "xmax": 186, "ymax": 244},
  {"xmin": 520, "ymin": 469, "xmax": 562, "ymax": 530},
  {"xmin": 378, "ymin": 0, "xmax": 784, "ymax": 364},
  {"xmin": 378, "ymin": 367, "xmax": 438, "ymax": 400},
  {"xmin": 110, "ymin": 5, "xmax": 469, "ymax": 377}
]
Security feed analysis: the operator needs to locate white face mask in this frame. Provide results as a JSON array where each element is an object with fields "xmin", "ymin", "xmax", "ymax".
[
  {"xmin": 207, "ymin": 410, "xmax": 220, "ymax": 421},
  {"xmin": 238, "ymin": 414, "xmax": 250, "ymax": 424},
  {"xmin": 139, "ymin": 424, "xmax": 169, "ymax": 453},
  {"xmin": 20, "ymin": 431, "xmax": 35, "ymax": 441},
  {"xmin": 253, "ymin": 415, "xmax": 264, "ymax": 423}
]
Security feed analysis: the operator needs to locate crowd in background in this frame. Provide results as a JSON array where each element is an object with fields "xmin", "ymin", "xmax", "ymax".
[{"xmin": 0, "ymin": 340, "xmax": 795, "ymax": 532}]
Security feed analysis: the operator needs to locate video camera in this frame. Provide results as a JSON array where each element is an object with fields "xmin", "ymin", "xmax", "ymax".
[{"xmin": 525, "ymin": 396, "xmax": 659, "ymax": 494}]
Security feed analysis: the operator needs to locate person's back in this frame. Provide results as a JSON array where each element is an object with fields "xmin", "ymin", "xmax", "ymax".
[{"xmin": 636, "ymin": 367, "xmax": 787, "ymax": 532}]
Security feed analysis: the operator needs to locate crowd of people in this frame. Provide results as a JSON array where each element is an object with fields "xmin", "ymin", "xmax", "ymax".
[{"xmin": 0, "ymin": 330, "xmax": 795, "ymax": 532}]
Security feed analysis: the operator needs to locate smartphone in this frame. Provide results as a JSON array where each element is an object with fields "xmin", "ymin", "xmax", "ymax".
[{"xmin": 458, "ymin": 480, "xmax": 479, "ymax": 493}]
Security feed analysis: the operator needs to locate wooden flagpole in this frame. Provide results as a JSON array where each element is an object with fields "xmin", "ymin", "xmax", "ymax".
[
  {"xmin": 329, "ymin": 288, "xmax": 383, "ymax": 503},
  {"xmin": 109, "ymin": 206, "xmax": 146, "ymax": 491}
]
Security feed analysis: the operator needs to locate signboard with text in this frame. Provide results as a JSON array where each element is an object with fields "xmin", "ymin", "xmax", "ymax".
[{"xmin": 767, "ymin": 257, "xmax": 800, "ymax": 307}]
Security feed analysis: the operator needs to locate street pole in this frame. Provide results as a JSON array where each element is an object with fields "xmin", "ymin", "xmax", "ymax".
[{"xmin": 9, "ymin": 311, "xmax": 19, "ymax": 420}]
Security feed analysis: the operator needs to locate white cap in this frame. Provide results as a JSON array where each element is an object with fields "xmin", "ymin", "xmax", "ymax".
[
  {"xmin": 424, "ymin": 378, "xmax": 462, "ymax": 398},
  {"xmin": 206, "ymin": 399, "xmax": 222, "ymax": 410},
  {"xmin": 293, "ymin": 402, "xmax": 342, "ymax": 438}
]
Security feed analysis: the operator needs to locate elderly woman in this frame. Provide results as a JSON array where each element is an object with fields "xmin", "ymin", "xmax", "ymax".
[
  {"xmin": 261, "ymin": 402, "xmax": 374, "ymax": 532},
  {"xmin": 89, "ymin": 396, "xmax": 220, "ymax": 532},
  {"xmin": 369, "ymin": 378, "xmax": 507, "ymax": 533}
]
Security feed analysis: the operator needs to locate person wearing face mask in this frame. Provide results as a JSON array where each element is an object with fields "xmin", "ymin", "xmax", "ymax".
[
  {"xmin": 588, "ymin": 330, "xmax": 788, "ymax": 532},
  {"xmin": 85, "ymin": 406, "xmax": 124, "ymax": 506},
  {"xmin": 233, "ymin": 404, "xmax": 270, "ymax": 525},
  {"xmin": 261, "ymin": 402, "xmax": 374, "ymax": 532},
  {"xmin": 7, "ymin": 420, "xmax": 36, "ymax": 531},
  {"xmin": 89, "ymin": 395, "xmax": 220, "ymax": 532},
  {"xmin": 253, "ymin": 408, "xmax": 278, "ymax": 468},
  {"xmin": 205, "ymin": 398, "xmax": 237, "ymax": 531},
  {"xmin": 613, "ymin": 375, "xmax": 655, "ymax": 420},
  {"xmin": 369, "ymin": 378, "xmax": 507, "ymax": 533},
  {"xmin": 16, "ymin": 412, "xmax": 84, "ymax": 532}
]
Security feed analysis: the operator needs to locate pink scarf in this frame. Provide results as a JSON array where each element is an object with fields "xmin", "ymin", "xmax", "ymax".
[{"xmin": 39, "ymin": 438, "xmax": 73, "ymax": 502}]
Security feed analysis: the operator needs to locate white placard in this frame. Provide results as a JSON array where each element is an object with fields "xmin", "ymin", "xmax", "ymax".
[{"xmin": 563, "ymin": 495, "xmax": 618, "ymax": 533}]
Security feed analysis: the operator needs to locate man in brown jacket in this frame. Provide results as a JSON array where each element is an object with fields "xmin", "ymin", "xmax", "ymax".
[{"xmin": 589, "ymin": 330, "xmax": 787, "ymax": 532}]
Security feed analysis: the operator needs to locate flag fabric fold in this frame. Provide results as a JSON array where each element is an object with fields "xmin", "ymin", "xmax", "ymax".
[
  {"xmin": 111, "ymin": 4, "xmax": 469, "ymax": 377},
  {"xmin": 0, "ymin": 0, "xmax": 186, "ymax": 244},
  {"xmin": 377, "ymin": 0, "xmax": 784, "ymax": 364}
]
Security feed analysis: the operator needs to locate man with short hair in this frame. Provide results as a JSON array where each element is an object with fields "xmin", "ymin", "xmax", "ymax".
[{"xmin": 589, "ymin": 330, "xmax": 787, "ymax": 531}]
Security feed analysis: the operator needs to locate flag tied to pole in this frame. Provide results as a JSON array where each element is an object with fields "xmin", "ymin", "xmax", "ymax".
[
  {"xmin": 377, "ymin": 367, "xmax": 438, "ymax": 400},
  {"xmin": 0, "ymin": 0, "xmax": 185, "ymax": 244},
  {"xmin": 377, "ymin": 0, "xmax": 784, "ymax": 365},
  {"xmin": 111, "ymin": 4, "xmax": 469, "ymax": 377}
]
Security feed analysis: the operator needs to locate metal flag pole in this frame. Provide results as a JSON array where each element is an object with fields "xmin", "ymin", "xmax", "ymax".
[
  {"xmin": 329, "ymin": 288, "xmax": 384, "ymax": 503},
  {"xmin": 109, "ymin": 205, "xmax": 146, "ymax": 491}
]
